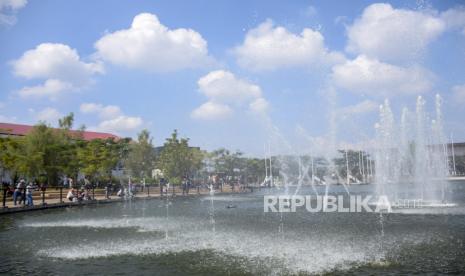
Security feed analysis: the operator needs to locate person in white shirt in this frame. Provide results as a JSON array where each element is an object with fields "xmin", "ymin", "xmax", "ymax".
[
  {"xmin": 66, "ymin": 189, "xmax": 75, "ymax": 202},
  {"xmin": 26, "ymin": 182, "xmax": 35, "ymax": 206}
]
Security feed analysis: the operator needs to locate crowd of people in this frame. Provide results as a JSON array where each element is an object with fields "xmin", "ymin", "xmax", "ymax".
[
  {"xmin": 63, "ymin": 176, "xmax": 95, "ymax": 202},
  {"xmin": 2, "ymin": 174, "xmax": 250, "ymax": 208},
  {"xmin": 2, "ymin": 179, "xmax": 39, "ymax": 206},
  {"xmin": 66, "ymin": 188, "xmax": 93, "ymax": 202}
]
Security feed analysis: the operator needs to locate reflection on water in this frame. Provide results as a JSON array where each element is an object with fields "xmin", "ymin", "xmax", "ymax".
[{"xmin": 1, "ymin": 184, "xmax": 465, "ymax": 275}]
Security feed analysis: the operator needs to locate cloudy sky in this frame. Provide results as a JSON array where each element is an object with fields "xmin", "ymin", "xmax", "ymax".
[{"xmin": 0, "ymin": 0, "xmax": 464, "ymax": 155}]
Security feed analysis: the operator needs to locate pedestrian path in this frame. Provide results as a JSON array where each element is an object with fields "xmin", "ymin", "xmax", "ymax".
[{"xmin": 0, "ymin": 185, "xmax": 251, "ymax": 215}]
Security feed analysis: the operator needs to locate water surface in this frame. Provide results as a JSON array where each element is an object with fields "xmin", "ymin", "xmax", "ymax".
[{"xmin": 1, "ymin": 183, "xmax": 465, "ymax": 275}]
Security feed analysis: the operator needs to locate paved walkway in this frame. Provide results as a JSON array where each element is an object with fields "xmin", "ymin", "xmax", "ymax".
[{"xmin": 0, "ymin": 186, "xmax": 254, "ymax": 215}]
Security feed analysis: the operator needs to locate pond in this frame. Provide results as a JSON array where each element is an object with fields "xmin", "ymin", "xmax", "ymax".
[{"xmin": 1, "ymin": 183, "xmax": 465, "ymax": 275}]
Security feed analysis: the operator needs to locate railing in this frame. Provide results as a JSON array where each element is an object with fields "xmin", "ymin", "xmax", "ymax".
[
  {"xmin": 1, "ymin": 185, "xmax": 66, "ymax": 208},
  {"xmin": 1, "ymin": 183, "xmax": 256, "ymax": 209}
]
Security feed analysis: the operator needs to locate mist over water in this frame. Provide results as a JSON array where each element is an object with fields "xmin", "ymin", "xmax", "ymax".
[
  {"xmin": 256, "ymin": 88, "xmax": 453, "ymax": 209},
  {"xmin": 1, "ymin": 187, "xmax": 465, "ymax": 275}
]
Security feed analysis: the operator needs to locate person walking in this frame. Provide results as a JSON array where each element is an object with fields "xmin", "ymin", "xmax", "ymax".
[
  {"xmin": 13, "ymin": 186, "xmax": 21, "ymax": 206},
  {"xmin": 182, "ymin": 177, "xmax": 187, "ymax": 195},
  {"xmin": 159, "ymin": 178, "xmax": 166, "ymax": 197},
  {"xmin": 105, "ymin": 182, "xmax": 112, "ymax": 199},
  {"xmin": 26, "ymin": 182, "xmax": 35, "ymax": 206},
  {"xmin": 13, "ymin": 179, "xmax": 26, "ymax": 206}
]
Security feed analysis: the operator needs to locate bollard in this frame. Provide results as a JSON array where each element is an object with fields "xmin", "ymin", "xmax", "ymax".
[
  {"xmin": 197, "ymin": 185, "xmax": 200, "ymax": 194},
  {"xmin": 42, "ymin": 188, "xmax": 45, "ymax": 206},
  {"xmin": 147, "ymin": 185, "xmax": 150, "ymax": 197}
]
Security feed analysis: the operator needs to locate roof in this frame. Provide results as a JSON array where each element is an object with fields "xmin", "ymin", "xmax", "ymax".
[{"xmin": 0, "ymin": 122, "xmax": 119, "ymax": 141}]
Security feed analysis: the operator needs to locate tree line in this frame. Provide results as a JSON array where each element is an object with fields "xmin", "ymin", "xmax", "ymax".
[
  {"xmin": 0, "ymin": 113, "xmax": 381, "ymax": 188},
  {"xmin": 0, "ymin": 113, "xmax": 268, "ymax": 187}
]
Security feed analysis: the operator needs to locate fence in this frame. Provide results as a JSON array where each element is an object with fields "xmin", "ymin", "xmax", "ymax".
[{"xmin": 1, "ymin": 183, "xmax": 259, "ymax": 209}]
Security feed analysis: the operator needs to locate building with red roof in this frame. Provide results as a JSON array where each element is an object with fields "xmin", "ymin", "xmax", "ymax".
[{"xmin": 0, "ymin": 122, "xmax": 119, "ymax": 141}]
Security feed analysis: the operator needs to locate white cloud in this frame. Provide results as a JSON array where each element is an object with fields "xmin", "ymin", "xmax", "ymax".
[
  {"xmin": 0, "ymin": 0, "xmax": 27, "ymax": 25},
  {"xmin": 452, "ymin": 84, "xmax": 465, "ymax": 103},
  {"xmin": 12, "ymin": 43, "xmax": 103, "ymax": 99},
  {"xmin": 80, "ymin": 103, "xmax": 121, "ymax": 120},
  {"xmin": 346, "ymin": 3, "xmax": 445, "ymax": 62},
  {"xmin": 94, "ymin": 13, "xmax": 212, "ymax": 72},
  {"xmin": 331, "ymin": 55, "xmax": 434, "ymax": 96},
  {"xmin": 234, "ymin": 19, "xmax": 344, "ymax": 72},
  {"xmin": 80, "ymin": 102, "xmax": 142, "ymax": 134},
  {"xmin": 192, "ymin": 70, "xmax": 269, "ymax": 120},
  {"xmin": 249, "ymin": 97, "xmax": 269, "ymax": 114},
  {"xmin": 18, "ymin": 79, "xmax": 74, "ymax": 100},
  {"xmin": 191, "ymin": 101, "xmax": 233, "ymax": 120},
  {"xmin": 339, "ymin": 100, "xmax": 378, "ymax": 116},
  {"xmin": 441, "ymin": 7, "xmax": 465, "ymax": 35},
  {"xmin": 80, "ymin": 103, "xmax": 102, "ymax": 114},
  {"xmin": 93, "ymin": 116, "xmax": 143, "ymax": 133},
  {"xmin": 335, "ymin": 16, "xmax": 349, "ymax": 26},
  {"xmin": 13, "ymin": 43, "xmax": 103, "ymax": 81},
  {"xmin": 35, "ymin": 107, "xmax": 62, "ymax": 123},
  {"xmin": 197, "ymin": 70, "xmax": 261, "ymax": 103},
  {"xmin": 0, "ymin": 0, "xmax": 26, "ymax": 9}
]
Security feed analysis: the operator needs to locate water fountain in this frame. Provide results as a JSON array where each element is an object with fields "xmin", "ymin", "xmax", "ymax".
[
  {"xmin": 374, "ymin": 95, "xmax": 450, "ymax": 204},
  {"xmin": 1, "ymin": 85, "xmax": 463, "ymax": 275}
]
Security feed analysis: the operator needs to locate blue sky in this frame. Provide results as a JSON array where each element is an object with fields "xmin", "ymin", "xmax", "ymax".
[{"xmin": 1, "ymin": 0, "xmax": 465, "ymax": 155}]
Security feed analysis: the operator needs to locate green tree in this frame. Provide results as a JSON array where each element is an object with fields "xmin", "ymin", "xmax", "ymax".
[
  {"xmin": 210, "ymin": 148, "xmax": 244, "ymax": 183},
  {"xmin": 157, "ymin": 130, "xmax": 203, "ymax": 185},
  {"xmin": 78, "ymin": 138, "xmax": 130, "ymax": 185},
  {"xmin": 18, "ymin": 123, "xmax": 63, "ymax": 185},
  {"xmin": 0, "ymin": 136, "xmax": 24, "ymax": 183},
  {"xmin": 58, "ymin": 112, "xmax": 74, "ymax": 130},
  {"xmin": 78, "ymin": 139, "xmax": 106, "ymax": 182},
  {"xmin": 57, "ymin": 113, "xmax": 83, "ymax": 180},
  {"xmin": 243, "ymin": 158, "xmax": 265, "ymax": 185},
  {"xmin": 125, "ymin": 129, "xmax": 156, "ymax": 179},
  {"xmin": 189, "ymin": 147, "xmax": 206, "ymax": 180},
  {"xmin": 106, "ymin": 138, "xmax": 131, "ymax": 182}
]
